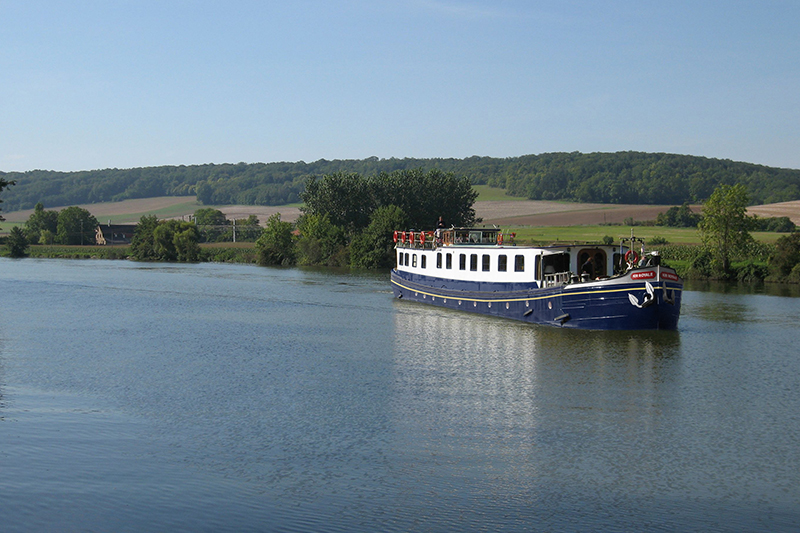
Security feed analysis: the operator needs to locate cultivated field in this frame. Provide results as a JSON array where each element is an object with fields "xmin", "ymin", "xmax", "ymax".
[
  {"xmin": 3, "ymin": 193, "xmax": 799, "ymax": 233},
  {"xmin": 2, "ymin": 197, "xmax": 303, "ymax": 226}
]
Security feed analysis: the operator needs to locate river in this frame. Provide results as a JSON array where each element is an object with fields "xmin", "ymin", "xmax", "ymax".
[{"xmin": 1, "ymin": 258, "xmax": 798, "ymax": 532}]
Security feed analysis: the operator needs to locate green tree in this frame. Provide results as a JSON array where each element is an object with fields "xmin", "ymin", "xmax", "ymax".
[
  {"xmin": 153, "ymin": 220, "xmax": 200, "ymax": 261},
  {"xmin": 350, "ymin": 205, "xmax": 408, "ymax": 268},
  {"xmin": 255, "ymin": 213, "xmax": 295, "ymax": 266},
  {"xmin": 194, "ymin": 208, "xmax": 228, "ymax": 226},
  {"xmin": 698, "ymin": 184, "xmax": 754, "ymax": 275},
  {"xmin": 24, "ymin": 202, "xmax": 59, "ymax": 243},
  {"xmin": 301, "ymin": 172, "xmax": 373, "ymax": 232},
  {"xmin": 768, "ymin": 232, "xmax": 800, "ymax": 280},
  {"xmin": 39, "ymin": 229, "xmax": 55, "ymax": 245},
  {"xmin": 301, "ymin": 168, "xmax": 478, "ymax": 233},
  {"xmin": 0, "ymin": 175, "xmax": 13, "ymax": 220},
  {"xmin": 5, "ymin": 226, "xmax": 29, "ymax": 257},
  {"xmin": 172, "ymin": 224, "xmax": 201, "ymax": 262},
  {"xmin": 130, "ymin": 215, "xmax": 160, "ymax": 260},
  {"xmin": 195, "ymin": 180, "xmax": 213, "ymax": 204},
  {"xmin": 656, "ymin": 203, "xmax": 700, "ymax": 227},
  {"xmin": 194, "ymin": 207, "xmax": 228, "ymax": 242},
  {"xmin": 295, "ymin": 213, "xmax": 348, "ymax": 266},
  {"xmin": 56, "ymin": 206, "xmax": 98, "ymax": 245}
]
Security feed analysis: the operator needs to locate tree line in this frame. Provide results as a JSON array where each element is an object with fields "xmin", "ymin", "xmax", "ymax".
[
  {"xmin": 5, "ymin": 168, "xmax": 800, "ymax": 283},
  {"xmin": 3, "ymin": 152, "xmax": 800, "ymax": 213}
]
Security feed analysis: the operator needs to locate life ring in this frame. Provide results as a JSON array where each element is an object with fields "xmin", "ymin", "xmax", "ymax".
[
  {"xmin": 497, "ymin": 233, "xmax": 503, "ymax": 245},
  {"xmin": 401, "ymin": 232, "xmax": 407, "ymax": 244},
  {"xmin": 409, "ymin": 231, "xmax": 415, "ymax": 244},
  {"xmin": 420, "ymin": 232, "xmax": 426, "ymax": 244},
  {"xmin": 393, "ymin": 230, "xmax": 398, "ymax": 243},
  {"xmin": 625, "ymin": 250, "xmax": 639, "ymax": 264}
]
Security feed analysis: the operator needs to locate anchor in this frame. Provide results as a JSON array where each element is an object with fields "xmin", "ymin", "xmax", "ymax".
[
  {"xmin": 628, "ymin": 281, "xmax": 656, "ymax": 309},
  {"xmin": 663, "ymin": 287, "xmax": 675, "ymax": 305}
]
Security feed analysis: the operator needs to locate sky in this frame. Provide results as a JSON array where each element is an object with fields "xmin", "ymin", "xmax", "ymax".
[{"xmin": 2, "ymin": 0, "xmax": 799, "ymax": 172}]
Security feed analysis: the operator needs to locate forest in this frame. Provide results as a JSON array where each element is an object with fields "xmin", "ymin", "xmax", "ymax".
[{"xmin": 2, "ymin": 152, "xmax": 800, "ymax": 212}]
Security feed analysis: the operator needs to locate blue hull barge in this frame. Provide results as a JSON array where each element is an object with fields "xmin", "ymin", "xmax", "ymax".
[{"xmin": 390, "ymin": 227, "xmax": 682, "ymax": 330}]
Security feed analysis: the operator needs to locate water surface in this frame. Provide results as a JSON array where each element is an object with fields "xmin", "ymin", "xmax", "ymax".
[{"xmin": 1, "ymin": 258, "xmax": 798, "ymax": 531}]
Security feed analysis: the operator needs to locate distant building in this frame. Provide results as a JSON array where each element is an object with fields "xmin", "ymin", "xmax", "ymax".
[{"xmin": 95, "ymin": 224, "xmax": 136, "ymax": 245}]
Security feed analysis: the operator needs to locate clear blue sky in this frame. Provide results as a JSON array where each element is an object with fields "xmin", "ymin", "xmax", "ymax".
[{"xmin": 2, "ymin": 0, "xmax": 799, "ymax": 172}]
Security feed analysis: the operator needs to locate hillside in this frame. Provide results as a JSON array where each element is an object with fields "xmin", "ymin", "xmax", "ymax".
[
  {"xmin": 4, "ymin": 195, "xmax": 798, "ymax": 232},
  {"xmin": 2, "ymin": 152, "xmax": 800, "ymax": 213}
]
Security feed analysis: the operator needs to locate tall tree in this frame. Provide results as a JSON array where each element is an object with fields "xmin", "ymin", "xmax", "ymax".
[
  {"xmin": 698, "ymin": 184, "xmax": 753, "ymax": 275},
  {"xmin": 130, "ymin": 215, "xmax": 160, "ymax": 260},
  {"xmin": 0, "ymin": 175, "xmax": 13, "ymax": 220},
  {"xmin": 255, "ymin": 213, "xmax": 295, "ymax": 266},
  {"xmin": 350, "ymin": 205, "xmax": 408, "ymax": 268},
  {"xmin": 768, "ymin": 232, "xmax": 800, "ymax": 280},
  {"xmin": 294, "ymin": 213, "xmax": 348, "ymax": 266},
  {"xmin": 5, "ymin": 226, "xmax": 29, "ymax": 257},
  {"xmin": 153, "ymin": 220, "xmax": 200, "ymax": 261},
  {"xmin": 301, "ymin": 168, "xmax": 477, "ymax": 232},
  {"xmin": 24, "ymin": 202, "xmax": 59, "ymax": 243},
  {"xmin": 56, "ymin": 206, "xmax": 98, "ymax": 245},
  {"xmin": 194, "ymin": 207, "xmax": 229, "ymax": 242}
]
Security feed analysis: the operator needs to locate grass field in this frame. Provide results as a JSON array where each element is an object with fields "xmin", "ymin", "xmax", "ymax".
[{"xmin": 508, "ymin": 225, "xmax": 785, "ymax": 246}]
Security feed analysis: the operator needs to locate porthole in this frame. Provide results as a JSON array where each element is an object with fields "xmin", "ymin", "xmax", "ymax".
[
  {"xmin": 506, "ymin": 302, "xmax": 510, "ymax": 309},
  {"xmin": 548, "ymin": 301, "xmax": 553, "ymax": 310}
]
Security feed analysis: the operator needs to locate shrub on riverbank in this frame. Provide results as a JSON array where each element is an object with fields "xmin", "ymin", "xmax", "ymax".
[{"xmin": 19, "ymin": 244, "xmax": 131, "ymax": 259}]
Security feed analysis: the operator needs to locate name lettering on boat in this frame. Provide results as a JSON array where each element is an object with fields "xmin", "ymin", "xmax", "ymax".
[
  {"xmin": 661, "ymin": 272, "xmax": 679, "ymax": 281},
  {"xmin": 631, "ymin": 271, "xmax": 656, "ymax": 280}
]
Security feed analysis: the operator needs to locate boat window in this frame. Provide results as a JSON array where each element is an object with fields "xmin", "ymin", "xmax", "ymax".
[
  {"xmin": 446, "ymin": 253, "xmax": 453, "ymax": 269},
  {"xmin": 459, "ymin": 254, "xmax": 466, "ymax": 270},
  {"xmin": 541, "ymin": 252, "xmax": 570, "ymax": 275},
  {"xmin": 421, "ymin": 255, "xmax": 426, "ymax": 269},
  {"xmin": 436, "ymin": 253, "xmax": 442, "ymax": 269},
  {"xmin": 404, "ymin": 253, "xmax": 410, "ymax": 266},
  {"xmin": 412, "ymin": 254, "xmax": 417, "ymax": 268},
  {"xmin": 482, "ymin": 254, "xmax": 490, "ymax": 272},
  {"xmin": 534, "ymin": 255, "xmax": 540, "ymax": 279},
  {"xmin": 498, "ymin": 255, "xmax": 507, "ymax": 272},
  {"xmin": 470, "ymin": 254, "xmax": 478, "ymax": 271},
  {"xmin": 515, "ymin": 255, "xmax": 525, "ymax": 272}
]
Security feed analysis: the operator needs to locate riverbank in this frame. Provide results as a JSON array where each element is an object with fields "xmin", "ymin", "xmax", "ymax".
[
  {"xmin": 5, "ymin": 240, "xmax": 799, "ymax": 286},
  {"xmin": 7, "ymin": 243, "xmax": 258, "ymax": 263}
]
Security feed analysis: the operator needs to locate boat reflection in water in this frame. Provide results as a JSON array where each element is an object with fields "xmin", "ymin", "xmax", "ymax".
[{"xmin": 387, "ymin": 304, "xmax": 689, "ymax": 529}]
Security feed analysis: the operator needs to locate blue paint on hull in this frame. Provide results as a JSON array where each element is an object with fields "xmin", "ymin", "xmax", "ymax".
[{"xmin": 391, "ymin": 269, "xmax": 682, "ymax": 330}]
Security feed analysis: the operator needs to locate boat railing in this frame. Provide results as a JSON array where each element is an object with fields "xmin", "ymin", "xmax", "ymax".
[
  {"xmin": 543, "ymin": 271, "xmax": 571, "ymax": 287},
  {"xmin": 398, "ymin": 240, "xmax": 439, "ymax": 250}
]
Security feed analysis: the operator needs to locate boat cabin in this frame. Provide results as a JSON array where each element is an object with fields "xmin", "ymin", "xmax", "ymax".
[{"xmin": 395, "ymin": 227, "xmax": 637, "ymax": 289}]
